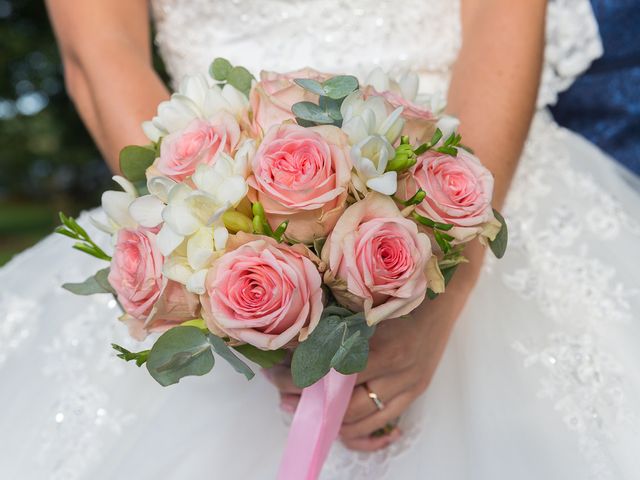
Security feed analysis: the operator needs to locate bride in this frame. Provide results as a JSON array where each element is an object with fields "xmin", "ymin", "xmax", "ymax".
[{"xmin": 1, "ymin": 0, "xmax": 639, "ymax": 478}]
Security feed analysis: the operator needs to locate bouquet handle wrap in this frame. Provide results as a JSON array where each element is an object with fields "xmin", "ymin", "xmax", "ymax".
[{"xmin": 277, "ymin": 370, "xmax": 357, "ymax": 480}]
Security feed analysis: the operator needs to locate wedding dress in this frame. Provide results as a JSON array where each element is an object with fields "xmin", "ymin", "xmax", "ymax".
[{"xmin": 1, "ymin": 1, "xmax": 639, "ymax": 479}]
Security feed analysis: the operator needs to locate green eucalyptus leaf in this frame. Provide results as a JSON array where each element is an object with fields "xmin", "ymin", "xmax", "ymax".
[
  {"xmin": 291, "ymin": 309, "xmax": 374, "ymax": 388},
  {"xmin": 146, "ymin": 326, "xmax": 214, "ymax": 387},
  {"xmin": 210, "ymin": 57, "xmax": 233, "ymax": 81},
  {"xmin": 295, "ymin": 117, "xmax": 317, "ymax": 128},
  {"xmin": 226, "ymin": 66, "xmax": 254, "ymax": 96},
  {"xmin": 292, "ymin": 102, "xmax": 334, "ymax": 124},
  {"xmin": 119, "ymin": 145, "xmax": 156, "ymax": 182},
  {"xmin": 318, "ymin": 96, "xmax": 343, "ymax": 121},
  {"xmin": 294, "ymin": 78, "xmax": 326, "ymax": 96},
  {"xmin": 321, "ymin": 75, "xmax": 359, "ymax": 99},
  {"xmin": 233, "ymin": 344, "xmax": 287, "ymax": 369},
  {"xmin": 489, "ymin": 209, "xmax": 508, "ymax": 259},
  {"xmin": 208, "ymin": 334, "xmax": 255, "ymax": 380},
  {"xmin": 63, "ymin": 268, "xmax": 115, "ymax": 295}
]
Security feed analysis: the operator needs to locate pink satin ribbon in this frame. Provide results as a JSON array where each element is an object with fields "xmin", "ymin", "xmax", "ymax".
[{"xmin": 277, "ymin": 370, "xmax": 357, "ymax": 480}]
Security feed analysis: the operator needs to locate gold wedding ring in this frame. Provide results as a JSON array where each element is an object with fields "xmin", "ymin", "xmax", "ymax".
[{"xmin": 364, "ymin": 383, "xmax": 385, "ymax": 411}]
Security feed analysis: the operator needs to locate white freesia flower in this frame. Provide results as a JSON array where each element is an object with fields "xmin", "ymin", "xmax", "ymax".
[
  {"xmin": 350, "ymin": 135, "xmax": 398, "ymax": 195},
  {"xmin": 142, "ymin": 74, "xmax": 249, "ymax": 142},
  {"xmin": 365, "ymin": 67, "xmax": 419, "ymax": 102},
  {"xmin": 340, "ymin": 91, "xmax": 404, "ymax": 145},
  {"xmin": 91, "ymin": 176, "xmax": 138, "ymax": 235},
  {"xmin": 128, "ymin": 154, "xmax": 248, "ymax": 294}
]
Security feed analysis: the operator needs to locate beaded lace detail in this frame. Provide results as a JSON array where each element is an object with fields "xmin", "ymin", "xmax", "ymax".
[{"xmin": 505, "ymin": 114, "xmax": 640, "ymax": 479}]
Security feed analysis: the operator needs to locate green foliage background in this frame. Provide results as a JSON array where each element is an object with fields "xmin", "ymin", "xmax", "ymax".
[{"xmin": 0, "ymin": 1, "xmax": 166, "ymax": 265}]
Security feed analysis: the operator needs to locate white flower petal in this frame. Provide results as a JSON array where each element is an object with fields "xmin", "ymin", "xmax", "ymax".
[
  {"xmin": 129, "ymin": 195, "xmax": 164, "ymax": 228},
  {"xmin": 398, "ymin": 71, "xmax": 419, "ymax": 101},
  {"xmin": 163, "ymin": 255, "xmax": 192, "ymax": 285},
  {"xmin": 101, "ymin": 191, "xmax": 136, "ymax": 229},
  {"xmin": 112, "ymin": 175, "xmax": 137, "ymax": 197},
  {"xmin": 380, "ymin": 107, "xmax": 405, "ymax": 144},
  {"xmin": 147, "ymin": 176, "xmax": 176, "ymax": 203},
  {"xmin": 213, "ymin": 225, "xmax": 229, "ymax": 251},
  {"xmin": 163, "ymin": 202, "xmax": 201, "ymax": 236},
  {"xmin": 234, "ymin": 139, "xmax": 256, "ymax": 178},
  {"xmin": 186, "ymin": 269, "xmax": 208, "ymax": 295},
  {"xmin": 221, "ymin": 83, "xmax": 249, "ymax": 113},
  {"xmin": 184, "ymin": 191, "xmax": 222, "ymax": 225},
  {"xmin": 142, "ymin": 120, "xmax": 163, "ymax": 143},
  {"xmin": 179, "ymin": 73, "xmax": 209, "ymax": 106},
  {"xmin": 365, "ymin": 67, "xmax": 389, "ymax": 92},
  {"xmin": 89, "ymin": 215, "xmax": 116, "ymax": 235},
  {"xmin": 215, "ymin": 175, "xmax": 248, "ymax": 206},
  {"xmin": 187, "ymin": 226, "xmax": 215, "ymax": 271},
  {"xmin": 157, "ymin": 223, "xmax": 184, "ymax": 256},
  {"xmin": 366, "ymin": 171, "xmax": 398, "ymax": 195}
]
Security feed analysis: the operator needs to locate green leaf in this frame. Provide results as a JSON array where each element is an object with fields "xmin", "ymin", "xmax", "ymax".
[
  {"xmin": 207, "ymin": 334, "xmax": 255, "ymax": 380},
  {"xmin": 62, "ymin": 268, "xmax": 115, "ymax": 295},
  {"xmin": 295, "ymin": 117, "xmax": 317, "ymax": 128},
  {"xmin": 489, "ymin": 209, "xmax": 508, "ymax": 259},
  {"xmin": 119, "ymin": 145, "xmax": 156, "ymax": 183},
  {"xmin": 233, "ymin": 344, "xmax": 287, "ymax": 369},
  {"xmin": 291, "ymin": 102, "xmax": 334, "ymax": 124},
  {"xmin": 72, "ymin": 243, "xmax": 111, "ymax": 261},
  {"xmin": 318, "ymin": 96, "xmax": 343, "ymax": 121},
  {"xmin": 291, "ymin": 309, "xmax": 374, "ymax": 388},
  {"xmin": 226, "ymin": 66, "xmax": 253, "ymax": 97},
  {"xmin": 433, "ymin": 229, "xmax": 453, "ymax": 254},
  {"xmin": 146, "ymin": 326, "xmax": 214, "ymax": 386},
  {"xmin": 210, "ymin": 57, "xmax": 233, "ymax": 81},
  {"xmin": 272, "ymin": 220, "xmax": 289, "ymax": 242},
  {"xmin": 294, "ymin": 78, "xmax": 325, "ymax": 96},
  {"xmin": 321, "ymin": 75, "xmax": 359, "ymax": 99},
  {"xmin": 112, "ymin": 344, "xmax": 149, "ymax": 367}
]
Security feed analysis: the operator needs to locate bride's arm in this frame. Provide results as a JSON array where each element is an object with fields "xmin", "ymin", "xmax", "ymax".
[
  {"xmin": 270, "ymin": 1, "xmax": 548, "ymax": 452},
  {"xmin": 45, "ymin": 0, "xmax": 169, "ymax": 172},
  {"xmin": 449, "ymin": 0, "xmax": 546, "ymax": 209}
]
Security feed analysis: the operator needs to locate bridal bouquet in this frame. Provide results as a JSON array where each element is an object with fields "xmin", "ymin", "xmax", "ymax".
[{"xmin": 58, "ymin": 58, "xmax": 507, "ymax": 478}]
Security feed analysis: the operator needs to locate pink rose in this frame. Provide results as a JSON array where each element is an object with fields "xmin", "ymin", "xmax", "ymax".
[
  {"xmin": 250, "ymin": 68, "xmax": 332, "ymax": 134},
  {"xmin": 109, "ymin": 228, "xmax": 164, "ymax": 320},
  {"xmin": 247, "ymin": 123, "xmax": 351, "ymax": 243},
  {"xmin": 321, "ymin": 193, "xmax": 434, "ymax": 326},
  {"xmin": 108, "ymin": 228, "xmax": 200, "ymax": 339},
  {"xmin": 155, "ymin": 113, "xmax": 241, "ymax": 182},
  {"xmin": 201, "ymin": 233, "xmax": 323, "ymax": 350},
  {"xmin": 366, "ymin": 87, "xmax": 437, "ymax": 144},
  {"xmin": 398, "ymin": 149, "xmax": 497, "ymax": 243}
]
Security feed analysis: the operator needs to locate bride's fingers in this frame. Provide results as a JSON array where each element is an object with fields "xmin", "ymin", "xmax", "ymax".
[
  {"xmin": 279, "ymin": 393, "xmax": 300, "ymax": 413},
  {"xmin": 263, "ymin": 366, "xmax": 302, "ymax": 394},
  {"xmin": 343, "ymin": 371, "xmax": 416, "ymax": 424},
  {"xmin": 340, "ymin": 391, "xmax": 414, "ymax": 441},
  {"xmin": 341, "ymin": 428, "xmax": 402, "ymax": 452}
]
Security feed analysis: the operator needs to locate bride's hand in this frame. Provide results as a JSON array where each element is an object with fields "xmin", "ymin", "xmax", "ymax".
[
  {"xmin": 268, "ymin": 244, "xmax": 484, "ymax": 452},
  {"xmin": 337, "ymin": 277, "xmax": 475, "ymax": 452}
]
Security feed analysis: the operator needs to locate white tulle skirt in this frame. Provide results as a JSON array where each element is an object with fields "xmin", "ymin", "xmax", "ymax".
[{"xmin": 1, "ymin": 112, "xmax": 639, "ymax": 480}]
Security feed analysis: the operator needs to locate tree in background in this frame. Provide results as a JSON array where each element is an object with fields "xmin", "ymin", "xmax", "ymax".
[{"xmin": 0, "ymin": 0, "xmax": 166, "ymax": 264}]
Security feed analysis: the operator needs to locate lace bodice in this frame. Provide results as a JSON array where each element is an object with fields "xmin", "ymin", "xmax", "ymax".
[{"xmin": 151, "ymin": 0, "xmax": 603, "ymax": 107}]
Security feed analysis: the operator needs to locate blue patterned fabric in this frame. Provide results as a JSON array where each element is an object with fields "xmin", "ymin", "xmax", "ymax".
[{"xmin": 551, "ymin": 0, "xmax": 640, "ymax": 175}]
